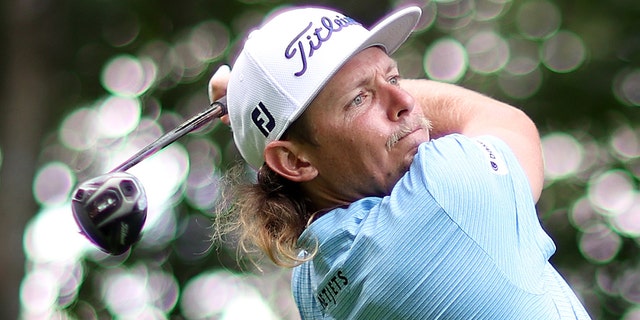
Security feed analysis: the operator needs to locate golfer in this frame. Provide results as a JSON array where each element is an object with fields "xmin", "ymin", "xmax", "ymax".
[{"xmin": 209, "ymin": 5, "xmax": 591, "ymax": 319}]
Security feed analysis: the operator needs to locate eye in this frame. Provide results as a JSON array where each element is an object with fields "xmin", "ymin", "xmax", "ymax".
[
  {"xmin": 388, "ymin": 75, "xmax": 400, "ymax": 86},
  {"xmin": 351, "ymin": 92, "xmax": 367, "ymax": 107}
]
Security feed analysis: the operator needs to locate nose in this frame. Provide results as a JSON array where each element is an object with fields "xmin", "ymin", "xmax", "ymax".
[{"xmin": 382, "ymin": 81, "xmax": 415, "ymax": 121}]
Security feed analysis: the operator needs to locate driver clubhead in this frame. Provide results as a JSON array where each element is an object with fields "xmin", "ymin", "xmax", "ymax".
[{"xmin": 71, "ymin": 172, "xmax": 147, "ymax": 255}]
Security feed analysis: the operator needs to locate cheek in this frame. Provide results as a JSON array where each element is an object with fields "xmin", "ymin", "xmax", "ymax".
[
  {"xmin": 313, "ymin": 114, "xmax": 391, "ymax": 166},
  {"xmin": 338, "ymin": 134, "xmax": 379, "ymax": 160}
]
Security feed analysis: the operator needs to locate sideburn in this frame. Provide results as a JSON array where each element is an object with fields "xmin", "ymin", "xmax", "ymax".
[{"xmin": 281, "ymin": 111, "xmax": 320, "ymax": 147}]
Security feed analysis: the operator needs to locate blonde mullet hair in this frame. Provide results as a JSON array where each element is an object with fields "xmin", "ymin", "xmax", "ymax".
[
  {"xmin": 214, "ymin": 165, "xmax": 317, "ymax": 268},
  {"xmin": 215, "ymin": 111, "xmax": 320, "ymax": 267},
  {"xmin": 215, "ymin": 163, "xmax": 317, "ymax": 268}
]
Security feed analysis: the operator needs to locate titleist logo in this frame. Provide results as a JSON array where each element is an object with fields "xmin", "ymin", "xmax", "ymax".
[{"xmin": 285, "ymin": 15, "xmax": 361, "ymax": 77}]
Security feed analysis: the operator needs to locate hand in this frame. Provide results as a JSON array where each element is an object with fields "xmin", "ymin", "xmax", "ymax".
[{"xmin": 208, "ymin": 64, "xmax": 231, "ymax": 125}]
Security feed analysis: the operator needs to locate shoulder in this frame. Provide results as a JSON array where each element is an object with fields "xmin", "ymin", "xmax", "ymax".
[
  {"xmin": 416, "ymin": 134, "xmax": 513, "ymax": 173},
  {"xmin": 404, "ymin": 134, "xmax": 519, "ymax": 190},
  {"xmin": 401, "ymin": 134, "xmax": 533, "ymax": 217}
]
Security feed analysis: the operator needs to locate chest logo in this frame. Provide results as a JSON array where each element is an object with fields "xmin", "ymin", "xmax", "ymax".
[{"xmin": 316, "ymin": 269, "xmax": 349, "ymax": 310}]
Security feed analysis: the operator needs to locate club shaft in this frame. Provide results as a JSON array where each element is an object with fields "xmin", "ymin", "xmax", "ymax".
[{"xmin": 109, "ymin": 97, "xmax": 227, "ymax": 173}]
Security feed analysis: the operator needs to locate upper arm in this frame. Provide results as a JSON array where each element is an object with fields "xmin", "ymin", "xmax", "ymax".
[
  {"xmin": 401, "ymin": 79, "xmax": 544, "ymax": 202},
  {"xmin": 465, "ymin": 114, "xmax": 544, "ymax": 202}
]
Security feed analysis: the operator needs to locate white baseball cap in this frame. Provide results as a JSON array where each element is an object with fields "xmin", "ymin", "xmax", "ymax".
[{"xmin": 227, "ymin": 5, "xmax": 422, "ymax": 168}]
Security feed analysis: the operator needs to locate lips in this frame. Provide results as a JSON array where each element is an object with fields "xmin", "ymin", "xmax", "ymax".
[
  {"xmin": 400, "ymin": 127, "xmax": 421, "ymax": 140},
  {"xmin": 386, "ymin": 117, "xmax": 431, "ymax": 150},
  {"xmin": 386, "ymin": 126, "xmax": 418, "ymax": 150}
]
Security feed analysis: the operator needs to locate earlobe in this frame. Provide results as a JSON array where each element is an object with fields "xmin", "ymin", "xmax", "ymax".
[{"xmin": 263, "ymin": 141, "xmax": 317, "ymax": 182}]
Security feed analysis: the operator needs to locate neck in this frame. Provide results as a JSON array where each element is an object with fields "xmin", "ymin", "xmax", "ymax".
[{"xmin": 301, "ymin": 180, "xmax": 352, "ymax": 217}]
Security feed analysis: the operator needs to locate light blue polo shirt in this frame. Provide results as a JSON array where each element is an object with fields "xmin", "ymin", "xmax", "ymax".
[{"xmin": 291, "ymin": 134, "xmax": 590, "ymax": 319}]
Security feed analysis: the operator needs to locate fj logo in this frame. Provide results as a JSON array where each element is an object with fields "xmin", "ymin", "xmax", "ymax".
[{"xmin": 251, "ymin": 102, "xmax": 275, "ymax": 137}]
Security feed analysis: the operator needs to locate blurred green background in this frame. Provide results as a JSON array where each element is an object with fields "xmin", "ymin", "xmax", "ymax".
[{"xmin": 1, "ymin": 0, "xmax": 639, "ymax": 319}]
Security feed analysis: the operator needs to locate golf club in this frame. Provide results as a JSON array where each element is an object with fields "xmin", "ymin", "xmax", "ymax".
[{"xmin": 71, "ymin": 97, "xmax": 227, "ymax": 255}]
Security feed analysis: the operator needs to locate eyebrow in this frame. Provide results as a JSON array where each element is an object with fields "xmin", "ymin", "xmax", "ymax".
[
  {"xmin": 387, "ymin": 59, "xmax": 399, "ymax": 73},
  {"xmin": 352, "ymin": 57, "xmax": 399, "ymax": 88}
]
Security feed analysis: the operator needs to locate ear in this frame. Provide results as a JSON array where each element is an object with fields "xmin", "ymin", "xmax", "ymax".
[{"xmin": 264, "ymin": 140, "xmax": 317, "ymax": 182}]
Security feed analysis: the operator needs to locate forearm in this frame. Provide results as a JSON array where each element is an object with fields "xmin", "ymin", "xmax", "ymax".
[
  {"xmin": 401, "ymin": 79, "xmax": 544, "ymax": 201},
  {"xmin": 402, "ymin": 79, "xmax": 524, "ymax": 137}
]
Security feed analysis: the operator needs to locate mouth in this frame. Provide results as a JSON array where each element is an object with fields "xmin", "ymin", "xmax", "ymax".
[{"xmin": 386, "ymin": 118, "xmax": 432, "ymax": 151}]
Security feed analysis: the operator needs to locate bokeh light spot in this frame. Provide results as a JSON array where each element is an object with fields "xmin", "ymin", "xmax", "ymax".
[
  {"xmin": 579, "ymin": 223, "xmax": 622, "ymax": 263},
  {"xmin": 588, "ymin": 169, "xmax": 635, "ymax": 216},
  {"xmin": 59, "ymin": 107, "xmax": 100, "ymax": 151},
  {"xmin": 611, "ymin": 194, "xmax": 640, "ymax": 237},
  {"xmin": 613, "ymin": 68, "xmax": 640, "ymax": 107},
  {"xmin": 542, "ymin": 132, "xmax": 584, "ymax": 180},
  {"xmin": 101, "ymin": 55, "xmax": 156, "ymax": 97},
  {"xmin": 623, "ymin": 306, "xmax": 640, "ymax": 320},
  {"xmin": 435, "ymin": 0, "xmax": 474, "ymax": 19},
  {"xmin": 542, "ymin": 30, "xmax": 586, "ymax": 73},
  {"xmin": 505, "ymin": 37, "xmax": 541, "ymax": 74},
  {"xmin": 474, "ymin": 0, "xmax": 509, "ymax": 21},
  {"xmin": 221, "ymin": 294, "xmax": 279, "ymax": 320},
  {"xmin": 180, "ymin": 270, "xmax": 277, "ymax": 319},
  {"xmin": 498, "ymin": 65, "xmax": 542, "ymax": 99},
  {"xmin": 137, "ymin": 206, "xmax": 177, "ymax": 251},
  {"xmin": 20, "ymin": 268, "xmax": 59, "ymax": 316},
  {"xmin": 24, "ymin": 206, "xmax": 89, "ymax": 263},
  {"xmin": 147, "ymin": 270, "xmax": 180, "ymax": 312},
  {"xmin": 570, "ymin": 196, "xmax": 599, "ymax": 232},
  {"xmin": 610, "ymin": 124, "xmax": 640, "ymax": 159},
  {"xmin": 189, "ymin": 20, "xmax": 230, "ymax": 63},
  {"xmin": 97, "ymin": 96, "xmax": 141, "ymax": 138},
  {"xmin": 102, "ymin": 269, "xmax": 149, "ymax": 316},
  {"xmin": 619, "ymin": 270, "xmax": 640, "ymax": 304},
  {"xmin": 516, "ymin": 0, "xmax": 561, "ymax": 39},
  {"xmin": 466, "ymin": 30, "xmax": 510, "ymax": 74},
  {"xmin": 33, "ymin": 162, "xmax": 75, "ymax": 207},
  {"xmin": 424, "ymin": 38, "xmax": 468, "ymax": 82},
  {"xmin": 412, "ymin": 0, "xmax": 437, "ymax": 32},
  {"xmin": 505, "ymin": 56, "xmax": 539, "ymax": 75},
  {"xmin": 125, "ymin": 143, "xmax": 189, "ymax": 229},
  {"xmin": 185, "ymin": 138, "xmax": 222, "ymax": 211}
]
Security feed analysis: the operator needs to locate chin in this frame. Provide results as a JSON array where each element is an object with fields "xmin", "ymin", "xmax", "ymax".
[
  {"xmin": 405, "ymin": 147, "xmax": 419, "ymax": 167},
  {"xmin": 388, "ymin": 163, "xmax": 412, "ymax": 191}
]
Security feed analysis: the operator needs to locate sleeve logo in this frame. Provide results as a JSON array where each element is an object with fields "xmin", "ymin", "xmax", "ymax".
[{"xmin": 475, "ymin": 138, "xmax": 508, "ymax": 175}]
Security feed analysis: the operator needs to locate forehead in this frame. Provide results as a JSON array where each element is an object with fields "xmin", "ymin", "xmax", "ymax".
[
  {"xmin": 336, "ymin": 47, "xmax": 393, "ymax": 79},
  {"xmin": 318, "ymin": 47, "xmax": 395, "ymax": 95},
  {"xmin": 295, "ymin": 48, "xmax": 395, "ymax": 128}
]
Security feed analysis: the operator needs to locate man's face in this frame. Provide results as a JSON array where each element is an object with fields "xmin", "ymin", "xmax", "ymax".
[{"xmin": 300, "ymin": 47, "xmax": 431, "ymax": 203}]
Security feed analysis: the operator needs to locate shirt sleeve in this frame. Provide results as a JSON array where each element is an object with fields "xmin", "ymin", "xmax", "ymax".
[
  {"xmin": 292, "ymin": 259, "xmax": 333, "ymax": 319},
  {"xmin": 411, "ymin": 134, "xmax": 556, "ymax": 288},
  {"xmin": 417, "ymin": 134, "xmax": 531, "ymax": 226}
]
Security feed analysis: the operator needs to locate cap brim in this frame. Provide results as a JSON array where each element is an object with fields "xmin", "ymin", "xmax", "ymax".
[{"xmin": 359, "ymin": 6, "xmax": 421, "ymax": 56}]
